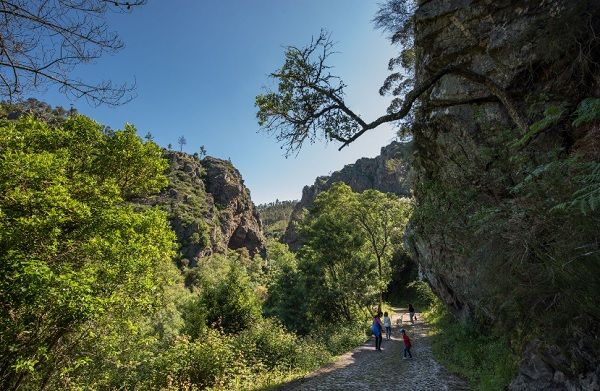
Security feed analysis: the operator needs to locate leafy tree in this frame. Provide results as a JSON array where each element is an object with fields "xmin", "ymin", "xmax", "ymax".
[
  {"xmin": 199, "ymin": 145, "xmax": 207, "ymax": 158},
  {"xmin": 299, "ymin": 183, "xmax": 375, "ymax": 323},
  {"xmin": 198, "ymin": 264, "xmax": 261, "ymax": 334},
  {"xmin": 0, "ymin": 0, "xmax": 145, "ymax": 105},
  {"xmin": 288, "ymin": 184, "xmax": 412, "ymax": 323},
  {"xmin": 355, "ymin": 190, "xmax": 413, "ymax": 308},
  {"xmin": 0, "ymin": 115, "xmax": 177, "ymax": 389},
  {"xmin": 263, "ymin": 241, "xmax": 309, "ymax": 333}
]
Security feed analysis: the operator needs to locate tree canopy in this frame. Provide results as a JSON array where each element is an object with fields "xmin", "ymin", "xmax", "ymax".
[
  {"xmin": 0, "ymin": 114, "xmax": 177, "ymax": 389},
  {"xmin": 288, "ymin": 183, "xmax": 413, "ymax": 322}
]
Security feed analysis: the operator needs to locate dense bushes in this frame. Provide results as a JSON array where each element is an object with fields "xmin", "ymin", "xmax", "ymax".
[
  {"xmin": 198, "ymin": 266, "xmax": 262, "ymax": 333},
  {"xmin": 269, "ymin": 183, "xmax": 412, "ymax": 326},
  {"xmin": 426, "ymin": 297, "xmax": 519, "ymax": 391},
  {"xmin": 0, "ymin": 116, "xmax": 177, "ymax": 390}
]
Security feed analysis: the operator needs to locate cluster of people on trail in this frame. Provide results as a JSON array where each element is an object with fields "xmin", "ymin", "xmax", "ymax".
[{"xmin": 371, "ymin": 304, "xmax": 416, "ymax": 359}]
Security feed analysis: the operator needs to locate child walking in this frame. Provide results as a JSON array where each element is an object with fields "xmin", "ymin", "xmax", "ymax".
[
  {"xmin": 383, "ymin": 312, "xmax": 392, "ymax": 340},
  {"xmin": 401, "ymin": 329, "xmax": 413, "ymax": 359}
]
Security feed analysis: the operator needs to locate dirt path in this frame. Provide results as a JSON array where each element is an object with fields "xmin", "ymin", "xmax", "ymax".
[{"xmin": 278, "ymin": 307, "xmax": 469, "ymax": 391}]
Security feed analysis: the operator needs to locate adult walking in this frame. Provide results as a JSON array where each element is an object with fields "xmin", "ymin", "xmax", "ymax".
[
  {"xmin": 408, "ymin": 303, "xmax": 417, "ymax": 323},
  {"xmin": 372, "ymin": 312, "xmax": 383, "ymax": 351},
  {"xmin": 383, "ymin": 311, "xmax": 392, "ymax": 340}
]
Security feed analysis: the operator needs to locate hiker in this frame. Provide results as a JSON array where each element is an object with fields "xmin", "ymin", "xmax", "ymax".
[
  {"xmin": 401, "ymin": 329, "xmax": 413, "ymax": 359},
  {"xmin": 383, "ymin": 311, "xmax": 392, "ymax": 340},
  {"xmin": 372, "ymin": 312, "xmax": 383, "ymax": 351},
  {"xmin": 408, "ymin": 303, "xmax": 417, "ymax": 323}
]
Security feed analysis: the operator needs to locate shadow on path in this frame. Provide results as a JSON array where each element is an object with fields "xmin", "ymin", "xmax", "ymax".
[{"xmin": 276, "ymin": 307, "xmax": 469, "ymax": 391}]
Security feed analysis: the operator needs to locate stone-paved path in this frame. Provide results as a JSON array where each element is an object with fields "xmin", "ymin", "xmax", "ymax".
[{"xmin": 279, "ymin": 308, "xmax": 469, "ymax": 391}]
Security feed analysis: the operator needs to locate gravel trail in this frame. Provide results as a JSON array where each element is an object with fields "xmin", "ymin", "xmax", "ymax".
[{"xmin": 279, "ymin": 308, "xmax": 469, "ymax": 391}]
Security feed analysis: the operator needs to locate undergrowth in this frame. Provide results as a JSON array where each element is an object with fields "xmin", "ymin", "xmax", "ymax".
[
  {"xmin": 425, "ymin": 298, "xmax": 519, "ymax": 391},
  {"xmin": 156, "ymin": 319, "xmax": 368, "ymax": 390}
]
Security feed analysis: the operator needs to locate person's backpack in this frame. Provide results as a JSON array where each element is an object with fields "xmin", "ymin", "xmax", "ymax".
[{"xmin": 371, "ymin": 320, "xmax": 380, "ymax": 335}]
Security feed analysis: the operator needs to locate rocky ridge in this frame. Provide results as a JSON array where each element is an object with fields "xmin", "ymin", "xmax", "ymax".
[
  {"xmin": 282, "ymin": 141, "xmax": 412, "ymax": 250},
  {"xmin": 145, "ymin": 152, "xmax": 265, "ymax": 266}
]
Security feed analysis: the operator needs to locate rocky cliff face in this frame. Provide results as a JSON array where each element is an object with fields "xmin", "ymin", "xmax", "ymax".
[
  {"xmin": 407, "ymin": 1, "xmax": 600, "ymax": 389},
  {"xmin": 145, "ymin": 152, "xmax": 265, "ymax": 266},
  {"xmin": 283, "ymin": 141, "xmax": 412, "ymax": 250},
  {"xmin": 202, "ymin": 157, "xmax": 265, "ymax": 257}
]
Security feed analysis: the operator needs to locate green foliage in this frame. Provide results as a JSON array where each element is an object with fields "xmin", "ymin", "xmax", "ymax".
[
  {"xmin": 561, "ymin": 161, "xmax": 600, "ymax": 214},
  {"xmin": 256, "ymin": 199, "xmax": 297, "ymax": 239},
  {"xmin": 149, "ymin": 317, "xmax": 349, "ymax": 391},
  {"xmin": 427, "ymin": 299, "xmax": 518, "ymax": 391},
  {"xmin": 0, "ymin": 112, "xmax": 374, "ymax": 391},
  {"xmin": 355, "ymin": 189, "xmax": 413, "ymax": 303},
  {"xmin": 268, "ymin": 183, "xmax": 413, "ymax": 327},
  {"xmin": 406, "ymin": 280, "xmax": 437, "ymax": 308},
  {"xmin": 263, "ymin": 241, "xmax": 310, "ymax": 333},
  {"xmin": 235, "ymin": 318, "xmax": 311, "ymax": 370},
  {"xmin": 309, "ymin": 322, "xmax": 368, "ymax": 356},
  {"xmin": 157, "ymin": 152, "xmax": 213, "ymax": 261},
  {"xmin": 523, "ymin": 159, "xmax": 600, "ymax": 216},
  {"xmin": 154, "ymin": 329, "xmax": 237, "ymax": 389},
  {"xmin": 512, "ymin": 104, "xmax": 567, "ymax": 148},
  {"xmin": 0, "ymin": 115, "xmax": 178, "ymax": 389},
  {"xmin": 299, "ymin": 183, "xmax": 377, "ymax": 323},
  {"xmin": 198, "ymin": 263, "xmax": 262, "ymax": 334},
  {"xmin": 255, "ymin": 31, "xmax": 361, "ymax": 155},
  {"xmin": 97, "ymin": 123, "xmax": 169, "ymax": 199},
  {"xmin": 572, "ymin": 97, "xmax": 600, "ymax": 127},
  {"xmin": 411, "ymin": 99, "xmax": 600, "ymax": 387}
]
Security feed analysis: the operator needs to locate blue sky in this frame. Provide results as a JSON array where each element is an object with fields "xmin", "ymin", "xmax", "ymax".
[{"xmin": 36, "ymin": 1, "xmax": 399, "ymax": 204}]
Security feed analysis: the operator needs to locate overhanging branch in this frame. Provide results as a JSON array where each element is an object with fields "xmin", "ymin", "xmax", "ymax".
[{"xmin": 336, "ymin": 66, "xmax": 529, "ymax": 150}]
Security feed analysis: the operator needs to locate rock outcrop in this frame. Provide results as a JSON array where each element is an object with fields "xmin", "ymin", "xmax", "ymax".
[
  {"xmin": 283, "ymin": 141, "xmax": 412, "ymax": 250},
  {"xmin": 406, "ymin": 1, "xmax": 600, "ymax": 389},
  {"xmin": 145, "ymin": 152, "xmax": 265, "ymax": 266},
  {"xmin": 202, "ymin": 157, "xmax": 265, "ymax": 257}
]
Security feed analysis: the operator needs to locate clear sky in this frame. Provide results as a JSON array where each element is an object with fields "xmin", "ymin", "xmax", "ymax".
[{"xmin": 36, "ymin": 1, "xmax": 399, "ymax": 204}]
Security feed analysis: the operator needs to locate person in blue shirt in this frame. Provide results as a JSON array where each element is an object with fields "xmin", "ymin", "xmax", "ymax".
[{"xmin": 372, "ymin": 312, "xmax": 383, "ymax": 351}]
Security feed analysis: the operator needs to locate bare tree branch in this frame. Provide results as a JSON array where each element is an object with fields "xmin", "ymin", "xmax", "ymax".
[
  {"xmin": 256, "ymin": 31, "xmax": 529, "ymax": 155},
  {"xmin": 0, "ymin": 0, "xmax": 145, "ymax": 106}
]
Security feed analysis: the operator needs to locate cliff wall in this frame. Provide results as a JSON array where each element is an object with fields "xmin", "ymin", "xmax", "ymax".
[{"xmin": 407, "ymin": 1, "xmax": 600, "ymax": 389}]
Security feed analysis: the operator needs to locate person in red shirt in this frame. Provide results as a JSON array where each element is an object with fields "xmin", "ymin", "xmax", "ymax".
[{"xmin": 401, "ymin": 329, "xmax": 413, "ymax": 359}]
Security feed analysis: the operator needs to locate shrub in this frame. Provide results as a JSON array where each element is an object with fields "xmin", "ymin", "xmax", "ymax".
[
  {"xmin": 310, "ymin": 322, "xmax": 368, "ymax": 356},
  {"xmin": 235, "ymin": 318, "xmax": 305, "ymax": 370},
  {"xmin": 426, "ymin": 299, "xmax": 519, "ymax": 391},
  {"xmin": 199, "ymin": 264, "xmax": 261, "ymax": 333},
  {"xmin": 153, "ymin": 330, "xmax": 236, "ymax": 389}
]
